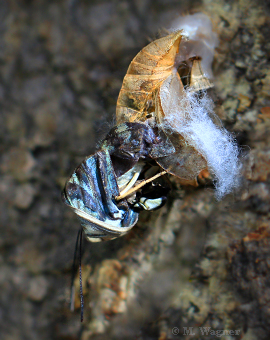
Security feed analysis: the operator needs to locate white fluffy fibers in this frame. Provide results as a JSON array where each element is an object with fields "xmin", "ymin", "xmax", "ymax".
[{"xmin": 160, "ymin": 73, "xmax": 241, "ymax": 199}]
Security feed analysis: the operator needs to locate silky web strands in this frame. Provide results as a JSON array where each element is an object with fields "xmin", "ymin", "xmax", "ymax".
[
  {"xmin": 156, "ymin": 13, "xmax": 241, "ymax": 199},
  {"xmin": 160, "ymin": 73, "xmax": 241, "ymax": 200}
]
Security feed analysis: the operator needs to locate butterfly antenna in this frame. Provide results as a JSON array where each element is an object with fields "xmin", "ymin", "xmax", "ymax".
[
  {"xmin": 79, "ymin": 228, "xmax": 84, "ymax": 322},
  {"xmin": 70, "ymin": 228, "xmax": 81, "ymax": 312},
  {"xmin": 70, "ymin": 227, "xmax": 84, "ymax": 322}
]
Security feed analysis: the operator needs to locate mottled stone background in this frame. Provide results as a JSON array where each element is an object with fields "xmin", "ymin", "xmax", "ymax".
[{"xmin": 1, "ymin": 0, "xmax": 270, "ymax": 339}]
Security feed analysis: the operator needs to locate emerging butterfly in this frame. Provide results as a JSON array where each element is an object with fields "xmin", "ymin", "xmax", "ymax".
[
  {"xmin": 63, "ymin": 12, "xmax": 240, "ymax": 246},
  {"xmin": 63, "ymin": 13, "xmax": 241, "ymax": 321},
  {"xmin": 62, "ymin": 122, "xmax": 172, "ymax": 242},
  {"xmin": 63, "ymin": 122, "xmax": 172, "ymax": 321}
]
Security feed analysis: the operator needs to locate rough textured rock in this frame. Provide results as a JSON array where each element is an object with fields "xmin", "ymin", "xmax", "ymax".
[{"xmin": 0, "ymin": 0, "xmax": 270, "ymax": 339}]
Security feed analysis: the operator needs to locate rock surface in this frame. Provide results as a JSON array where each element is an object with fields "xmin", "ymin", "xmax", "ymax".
[{"xmin": 0, "ymin": 0, "xmax": 270, "ymax": 339}]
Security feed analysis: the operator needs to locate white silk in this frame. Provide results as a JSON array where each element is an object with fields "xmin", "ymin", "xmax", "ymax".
[{"xmin": 160, "ymin": 72, "xmax": 241, "ymax": 199}]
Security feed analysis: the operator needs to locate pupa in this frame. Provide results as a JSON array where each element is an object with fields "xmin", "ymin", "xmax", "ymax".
[{"xmin": 116, "ymin": 13, "xmax": 240, "ymax": 198}]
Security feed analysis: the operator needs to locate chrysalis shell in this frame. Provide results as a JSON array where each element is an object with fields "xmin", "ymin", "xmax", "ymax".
[
  {"xmin": 116, "ymin": 31, "xmax": 182, "ymax": 124},
  {"xmin": 189, "ymin": 58, "xmax": 213, "ymax": 92},
  {"xmin": 116, "ymin": 31, "xmax": 211, "ymax": 184}
]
